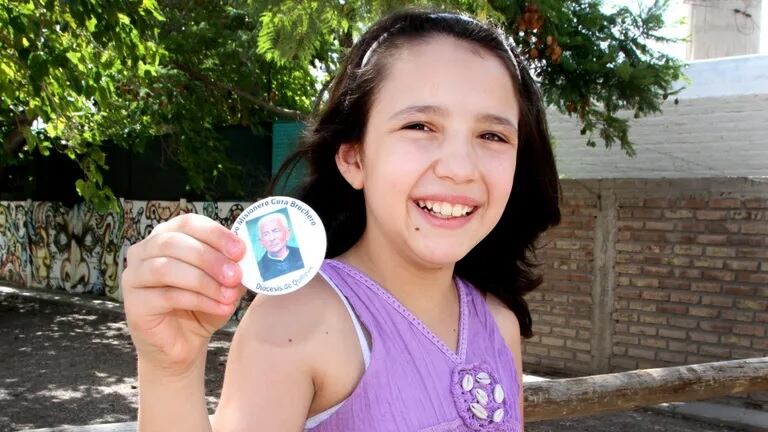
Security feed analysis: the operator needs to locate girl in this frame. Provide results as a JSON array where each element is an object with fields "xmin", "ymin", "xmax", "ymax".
[{"xmin": 122, "ymin": 9, "xmax": 560, "ymax": 432}]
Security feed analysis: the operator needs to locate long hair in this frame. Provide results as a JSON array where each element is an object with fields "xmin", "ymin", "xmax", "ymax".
[{"xmin": 268, "ymin": 9, "xmax": 561, "ymax": 338}]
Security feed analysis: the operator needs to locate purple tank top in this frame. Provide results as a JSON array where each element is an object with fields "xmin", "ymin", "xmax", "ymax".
[{"xmin": 307, "ymin": 259, "xmax": 522, "ymax": 432}]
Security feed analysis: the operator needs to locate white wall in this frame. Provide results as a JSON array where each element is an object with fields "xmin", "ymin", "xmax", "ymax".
[{"xmin": 550, "ymin": 55, "xmax": 768, "ymax": 179}]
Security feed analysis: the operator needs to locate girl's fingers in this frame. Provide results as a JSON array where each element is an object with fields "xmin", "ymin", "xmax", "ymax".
[
  {"xmin": 140, "ymin": 231, "xmax": 241, "ymax": 288},
  {"xmin": 124, "ymin": 256, "xmax": 237, "ymax": 305},
  {"xmin": 138, "ymin": 286, "xmax": 236, "ymax": 317},
  {"xmin": 149, "ymin": 213, "xmax": 245, "ymax": 261}
]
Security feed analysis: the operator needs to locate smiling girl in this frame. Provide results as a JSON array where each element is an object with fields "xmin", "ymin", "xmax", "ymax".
[{"xmin": 122, "ymin": 9, "xmax": 560, "ymax": 432}]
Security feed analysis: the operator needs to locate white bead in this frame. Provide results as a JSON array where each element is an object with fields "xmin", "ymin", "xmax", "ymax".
[
  {"xmin": 470, "ymin": 403, "xmax": 488, "ymax": 420},
  {"xmin": 493, "ymin": 408, "xmax": 504, "ymax": 423},
  {"xmin": 476, "ymin": 372, "xmax": 491, "ymax": 385},
  {"xmin": 462, "ymin": 374, "xmax": 474, "ymax": 391},
  {"xmin": 493, "ymin": 384, "xmax": 505, "ymax": 403},
  {"xmin": 473, "ymin": 388, "xmax": 489, "ymax": 405}
]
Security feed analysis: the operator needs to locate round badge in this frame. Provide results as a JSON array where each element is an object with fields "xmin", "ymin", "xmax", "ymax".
[{"xmin": 230, "ymin": 196, "xmax": 326, "ymax": 295}]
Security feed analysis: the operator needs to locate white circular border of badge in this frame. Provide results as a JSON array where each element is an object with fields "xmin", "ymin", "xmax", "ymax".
[{"xmin": 231, "ymin": 196, "xmax": 326, "ymax": 295}]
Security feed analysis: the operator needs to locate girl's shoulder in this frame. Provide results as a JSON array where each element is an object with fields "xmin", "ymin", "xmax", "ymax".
[
  {"xmin": 482, "ymin": 292, "xmax": 523, "ymax": 356},
  {"xmin": 224, "ymin": 274, "xmax": 366, "ymax": 421}
]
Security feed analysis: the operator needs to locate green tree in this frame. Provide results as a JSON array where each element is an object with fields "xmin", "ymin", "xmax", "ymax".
[{"xmin": 1, "ymin": 0, "xmax": 684, "ymax": 211}]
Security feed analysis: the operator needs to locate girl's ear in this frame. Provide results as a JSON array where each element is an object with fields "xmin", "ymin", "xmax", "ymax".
[{"xmin": 336, "ymin": 143, "xmax": 364, "ymax": 190}]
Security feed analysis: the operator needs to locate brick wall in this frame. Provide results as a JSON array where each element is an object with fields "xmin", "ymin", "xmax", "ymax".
[{"xmin": 523, "ymin": 178, "xmax": 768, "ymax": 409}]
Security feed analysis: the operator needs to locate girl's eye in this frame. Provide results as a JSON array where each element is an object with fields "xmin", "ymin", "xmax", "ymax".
[
  {"xmin": 480, "ymin": 132, "xmax": 508, "ymax": 143},
  {"xmin": 403, "ymin": 122, "xmax": 432, "ymax": 132}
]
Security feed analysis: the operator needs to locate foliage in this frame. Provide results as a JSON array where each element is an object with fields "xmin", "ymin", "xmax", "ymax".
[{"xmin": 1, "ymin": 0, "xmax": 684, "ymax": 210}]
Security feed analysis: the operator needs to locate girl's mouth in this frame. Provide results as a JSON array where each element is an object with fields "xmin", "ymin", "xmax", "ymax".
[{"xmin": 415, "ymin": 200, "xmax": 477, "ymax": 219}]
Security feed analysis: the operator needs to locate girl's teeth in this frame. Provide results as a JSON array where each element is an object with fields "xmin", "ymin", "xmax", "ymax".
[{"xmin": 417, "ymin": 200, "xmax": 473, "ymax": 217}]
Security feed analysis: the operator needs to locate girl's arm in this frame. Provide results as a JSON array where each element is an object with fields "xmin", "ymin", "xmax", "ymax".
[
  {"xmin": 486, "ymin": 294, "xmax": 525, "ymax": 423},
  {"xmin": 138, "ymin": 354, "xmax": 211, "ymax": 432}
]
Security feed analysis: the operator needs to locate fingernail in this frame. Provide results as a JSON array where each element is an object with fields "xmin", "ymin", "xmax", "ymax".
[
  {"xmin": 226, "ymin": 239, "xmax": 243, "ymax": 258},
  {"xmin": 222, "ymin": 263, "xmax": 238, "ymax": 282}
]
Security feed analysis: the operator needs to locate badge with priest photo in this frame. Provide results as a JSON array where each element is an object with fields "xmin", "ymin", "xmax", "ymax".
[{"xmin": 231, "ymin": 197, "xmax": 326, "ymax": 295}]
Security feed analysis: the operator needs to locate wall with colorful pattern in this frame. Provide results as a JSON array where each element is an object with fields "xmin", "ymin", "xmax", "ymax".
[{"xmin": 0, "ymin": 199, "xmax": 247, "ymax": 301}]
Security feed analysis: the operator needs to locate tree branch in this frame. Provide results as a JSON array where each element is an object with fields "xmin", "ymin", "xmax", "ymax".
[{"xmin": 173, "ymin": 63, "xmax": 306, "ymax": 120}]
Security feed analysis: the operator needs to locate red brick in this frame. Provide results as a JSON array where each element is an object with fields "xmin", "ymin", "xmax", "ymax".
[
  {"xmin": 665, "ymin": 233, "xmax": 696, "ymax": 243},
  {"xmin": 704, "ymin": 247, "xmax": 736, "ymax": 257},
  {"xmin": 701, "ymin": 295, "xmax": 733, "ymax": 307},
  {"xmin": 720, "ymin": 309, "xmax": 754, "ymax": 322},
  {"xmin": 725, "ymin": 260, "xmax": 760, "ymax": 271},
  {"xmin": 699, "ymin": 344, "xmax": 731, "ymax": 358},
  {"xmin": 727, "ymin": 235, "xmax": 765, "ymax": 247},
  {"xmin": 696, "ymin": 234, "xmax": 728, "ymax": 245},
  {"xmin": 641, "ymin": 290, "xmax": 669, "ymax": 301},
  {"xmin": 737, "ymin": 273, "xmax": 768, "ymax": 284},
  {"xmin": 645, "ymin": 221, "xmax": 675, "ymax": 231},
  {"xmin": 744, "ymin": 198, "xmax": 768, "ymax": 208},
  {"xmin": 611, "ymin": 357, "xmax": 638, "ymax": 370},
  {"xmin": 691, "ymin": 281, "xmax": 721, "ymax": 293},
  {"xmin": 540, "ymin": 336, "xmax": 565, "ymax": 347},
  {"xmin": 669, "ymin": 317, "xmax": 699, "ymax": 329},
  {"xmin": 701, "ymin": 269, "xmax": 735, "ymax": 281},
  {"xmin": 658, "ymin": 352, "xmax": 686, "ymax": 363},
  {"xmin": 710, "ymin": 198, "xmax": 741, "ymax": 209},
  {"xmin": 689, "ymin": 306, "xmax": 719, "ymax": 318},
  {"xmin": 696, "ymin": 210, "xmax": 727, "ymax": 220},
  {"xmin": 708, "ymin": 222, "xmax": 740, "ymax": 234},
  {"xmin": 664, "ymin": 209, "xmax": 694, "ymax": 219},
  {"xmin": 644, "ymin": 198, "xmax": 671, "ymax": 207},
  {"xmin": 627, "ymin": 347, "xmax": 656, "ymax": 360},
  {"xmin": 693, "ymin": 258, "xmax": 725, "ymax": 268},
  {"xmin": 613, "ymin": 335, "xmax": 638, "ymax": 345},
  {"xmin": 658, "ymin": 304, "xmax": 688, "ymax": 314},
  {"xmin": 699, "ymin": 321, "xmax": 732, "ymax": 333},
  {"xmin": 689, "ymin": 331, "xmax": 719, "ymax": 343},
  {"xmin": 628, "ymin": 325, "xmax": 657, "ymax": 335},
  {"xmin": 549, "ymin": 348, "xmax": 575, "ymax": 359},
  {"xmin": 658, "ymin": 328, "xmax": 687, "ymax": 339},
  {"xmin": 566, "ymin": 340, "xmax": 591, "ymax": 351},
  {"xmin": 633, "ymin": 208, "xmax": 662, "ymax": 218},
  {"xmin": 670, "ymin": 292, "xmax": 700, "ymax": 304},
  {"xmin": 640, "ymin": 337, "xmax": 667, "ymax": 349},
  {"xmin": 743, "ymin": 223, "xmax": 768, "ymax": 235},
  {"xmin": 736, "ymin": 248, "xmax": 768, "ymax": 258},
  {"xmin": 732, "ymin": 324, "xmax": 766, "ymax": 337},
  {"xmin": 720, "ymin": 334, "xmax": 753, "ymax": 347},
  {"xmin": 677, "ymin": 198, "xmax": 707, "ymax": 209},
  {"xmin": 669, "ymin": 341, "xmax": 698, "ymax": 353}
]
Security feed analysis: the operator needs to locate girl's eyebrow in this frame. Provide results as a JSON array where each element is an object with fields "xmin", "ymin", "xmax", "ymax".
[{"xmin": 389, "ymin": 105, "xmax": 518, "ymax": 132}]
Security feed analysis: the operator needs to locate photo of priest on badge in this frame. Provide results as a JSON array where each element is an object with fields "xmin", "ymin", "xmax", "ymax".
[{"xmin": 246, "ymin": 208, "xmax": 305, "ymax": 282}]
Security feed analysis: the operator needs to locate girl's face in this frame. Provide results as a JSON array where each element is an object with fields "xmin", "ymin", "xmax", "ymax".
[{"xmin": 340, "ymin": 36, "xmax": 520, "ymax": 267}]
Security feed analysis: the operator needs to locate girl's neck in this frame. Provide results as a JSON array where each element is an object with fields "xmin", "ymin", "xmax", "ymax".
[{"xmin": 338, "ymin": 228, "xmax": 457, "ymax": 314}]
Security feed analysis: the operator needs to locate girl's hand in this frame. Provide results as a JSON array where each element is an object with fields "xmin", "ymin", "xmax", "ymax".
[{"xmin": 122, "ymin": 213, "xmax": 246, "ymax": 376}]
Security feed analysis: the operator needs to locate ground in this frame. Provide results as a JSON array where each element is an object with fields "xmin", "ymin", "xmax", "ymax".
[{"xmin": 0, "ymin": 293, "xmax": 745, "ymax": 432}]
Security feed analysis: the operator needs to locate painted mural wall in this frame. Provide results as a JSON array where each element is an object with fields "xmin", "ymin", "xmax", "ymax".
[{"xmin": 0, "ymin": 199, "xmax": 247, "ymax": 301}]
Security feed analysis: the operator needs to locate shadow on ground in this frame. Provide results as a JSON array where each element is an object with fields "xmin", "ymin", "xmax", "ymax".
[
  {"xmin": 0, "ymin": 294, "xmax": 228, "ymax": 432},
  {"xmin": 0, "ymin": 293, "xmax": 746, "ymax": 432}
]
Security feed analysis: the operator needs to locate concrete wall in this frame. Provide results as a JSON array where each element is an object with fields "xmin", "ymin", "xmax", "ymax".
[
  {"xmin": 523, "ymin": 177, "xmax": 768, "ymax": 409},
  {"xmin": 688, "ymin": 0, "xmax": 762, "ymax": 60}
]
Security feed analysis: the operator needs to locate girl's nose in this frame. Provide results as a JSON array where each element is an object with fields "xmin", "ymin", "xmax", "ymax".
[{"xmin": 433, "ymin": 134, "xmax": 479, "ymax": 183}]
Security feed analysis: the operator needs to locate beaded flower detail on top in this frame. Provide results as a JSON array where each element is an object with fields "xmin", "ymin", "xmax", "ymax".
[{"xmin": 451, "ymin": 363, "xmax": 518, "ymax": 431}]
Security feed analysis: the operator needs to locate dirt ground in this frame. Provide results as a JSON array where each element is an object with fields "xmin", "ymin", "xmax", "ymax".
[{"xmin": 0, "ymin": 293, "xmax": 744, "ymax": 432}]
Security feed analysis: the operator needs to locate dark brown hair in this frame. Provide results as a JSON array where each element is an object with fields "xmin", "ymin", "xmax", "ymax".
[{"xmin": 269, "ymin": 9, "xmax": 561, "ymax": 338}]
